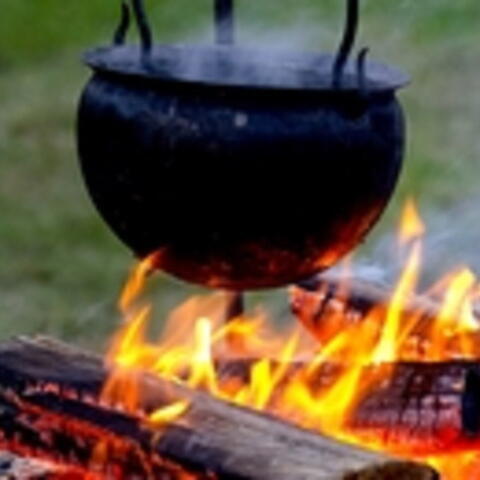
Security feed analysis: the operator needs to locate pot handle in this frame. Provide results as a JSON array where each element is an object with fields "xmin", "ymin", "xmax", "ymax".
[
  {"xmin": 113, "ymin": 0, "xmax": 153, "ymax": 60},
  {"xmin": 112, "ymin": 0, "xmax": 364, "ymax": 89},
  {"xmin": 212, "ymin": 0, "xmax": 365, "ymax": 89},
  {"xmin": 112, "ymin": 0, "xmax": 234, "ymax": 52},
  {"xmin": 332, "ymin": 0, "xmax": 360, "ymax": 89}
]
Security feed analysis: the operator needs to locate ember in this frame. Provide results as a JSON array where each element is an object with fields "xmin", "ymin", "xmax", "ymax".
[
  {"xmin": 1, "ymin": 1, "xmax": 475, "ymax": 478},
  {"xmin": 1, "ymin": 200, "xmax": 467, "ymax": 480},
  {"xmin": 99, "ymin": 200, "xmax": 480, "ymax": 479},
  {"xmin": 2, "ymin": 201, "xmax": 479, "ymax": 479}
]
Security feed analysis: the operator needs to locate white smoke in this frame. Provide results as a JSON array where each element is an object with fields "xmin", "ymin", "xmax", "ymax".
[{"xmin": 345, "ymin": 197, "xmax": 480, "ymax": 288}]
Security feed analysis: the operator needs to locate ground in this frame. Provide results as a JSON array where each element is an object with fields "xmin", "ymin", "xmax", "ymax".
[{"xmin": 0, "ymin": 0, "xmax": 479, "ymax": 347}]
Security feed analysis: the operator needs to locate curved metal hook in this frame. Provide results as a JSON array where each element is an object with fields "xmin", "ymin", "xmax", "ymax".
[
  {"xmin": 131, "ymin": 0, "xmax": 153, "ymax": 57},
  {"xmin": 113, "ymin": 1, "xmax": 131, "ymax": 46},
  {"xmin": 356, "ymin": 47, "xmax": 369, "ymax": 95},
  {"xmin": 332, "ymin": 0, "xmax": 360, "ymax": 89}
]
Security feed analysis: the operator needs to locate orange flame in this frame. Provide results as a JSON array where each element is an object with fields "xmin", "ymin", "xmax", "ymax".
[{"xmin": 101, "ymin": 199, "xmax": 480, "ymax": 479}]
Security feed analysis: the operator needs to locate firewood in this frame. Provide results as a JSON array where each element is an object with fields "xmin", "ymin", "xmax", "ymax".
[
  {"xmin": 351, "ymin": 361, "xmax": 480, "ymax": 454},
  {"xmin": 290, "ymin": 274, "xmax": 480, "ymax": 451},
  {"xmin": 0, "ymin": 452, "xmax": 51, "ymax": 479},
  {"xmin": 291, "ymin": 272, "xmax": 480, "ymax": 343},
  {"xmin": 212, "ymin": 359, "xmax": 480, "ymax": 452},
  {"xmin": 214, "ymin": 356, "xmax": 480, "ymax": 450},
  {"xmin": 0, "ymin": 337, "xmax": 437, "ymax": 480},
  {"xmin": 0, "ymin": 451, "xmax": 92, "ymax": 480}
]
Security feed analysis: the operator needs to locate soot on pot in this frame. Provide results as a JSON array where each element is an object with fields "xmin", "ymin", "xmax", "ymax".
[{"xmin": 77, "ymin": 0, "xmax": 409, "ymax": 290}]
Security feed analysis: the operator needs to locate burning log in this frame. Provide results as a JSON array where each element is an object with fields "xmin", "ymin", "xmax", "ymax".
[
  {"xmin": 294, "ymin": 272, "xmax": 439, "ymax": 320},
  {"xmin": 0, "ymin": 451, "xmax": 96, "ymax": 480},
  {"xmin": 291, "ymin": 272, "xmax": 480, "ymax": 345},
  {"xmin": 209, "ymin": 360, "xmax": 480, "ymax": 453},
  {"xmin": 290, "ymin": 273, "xmax": 480, "ymax": 451},
  {"xmin": 0, "ymin": 452, "xmax": 53, "ymax": 479},
  {"xmin": 0, "ymin": 337, "xmax": 436, "ymax": 480},
  {"xmin": 351, "ymin": 361, "xmax": 480, "ymax": 453}
]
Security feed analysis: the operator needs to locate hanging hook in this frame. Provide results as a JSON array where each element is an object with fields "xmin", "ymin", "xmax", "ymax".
[
  {"xmin": 215, "ymin": 0, "xmax": 235, "ymax": 45},
  {"xmin": 332, "ymin": 0, "xmax": 360, "ymax": 89},
  {"xmin": 131, "ymin": 0, "xmax": 153, "ymax": 58},
  {"xmin": 113, "ymin": 1, "xmax": 131, "ymax": 46},
  {"xmin": 356, "ymin": 47, "xmax": 369, "ymax": 95}
]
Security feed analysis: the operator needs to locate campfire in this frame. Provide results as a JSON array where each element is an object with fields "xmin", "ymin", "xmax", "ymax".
[
  {"xmin": 1, "ymin": 1, "xmax": 475, "ymax": 479},
  {"xmin": 98, "ymin": 200, "xmax": 480, "ymax": 479},
  {"xmin": 1, "ymin": 201, "xmax": 480, "ymax": 479}
]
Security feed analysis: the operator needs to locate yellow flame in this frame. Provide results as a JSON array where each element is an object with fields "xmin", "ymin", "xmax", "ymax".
[
  {"xmin": 119, "ymin": 253, "xmax": 157, "ymax": 313},
  {"xmin": 428, "ymin": 452, "xmax": 480, "ymax": 480},
  {"xmin": 187, "ymin": 317, "xmax": 218, "ymax": 393},
  {"xmin": 399, "ymin": 197, "xmax": 426, "ymax": 244},
  {"xmin": 149, "ymin": 401, "xmax": 190, "ymax": 426},
  {"xmin": 429, "ymin": 268, "xmax": 477, "ymax": 360},
  {"xmin": 372, "ymin": 240, "xmax": 422, "ymax": 364},
  {"xmin": 100, "ymin": 200, "xmax": 480, "ymax": 480}
]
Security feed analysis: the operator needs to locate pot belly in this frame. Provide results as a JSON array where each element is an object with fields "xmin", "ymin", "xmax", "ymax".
[{"xmin": 77, "ymin": 74, "xmax": 405, "ymax": 289}]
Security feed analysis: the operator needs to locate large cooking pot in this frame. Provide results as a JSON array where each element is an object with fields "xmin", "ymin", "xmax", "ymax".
[{"xmin": 77, "ymin": 0, "xmax": 408, "ymax": 290}]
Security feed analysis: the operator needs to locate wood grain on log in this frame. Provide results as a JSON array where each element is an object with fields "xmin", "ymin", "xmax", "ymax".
[
  {"xmin": 0, "ymin": 337, "xmax": 437, "ymax": 480},
  {"xmin": 207, "ymin": 358, "xmax": 480, "ymax": 452},
  {"xmin": 291, "ymin": 272, "xmax": 480, "ymax": 347},
  {"xmin": 351, "ymin": 361, "xmax": 480, "ymax": 453},
  {"xmin": 208, "ymin": 358, "xmax": 480, "ymax": 451},
  {"xmin": 206, "ymin": 357, "xmax": 480, "ymax": 451},
  {"xmin": 290, "ymin": 273, "xmax": 480, "ymax": 452}
]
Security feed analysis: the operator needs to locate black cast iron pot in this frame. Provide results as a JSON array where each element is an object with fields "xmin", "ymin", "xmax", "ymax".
[{"xmin": 77, "ymin": 0, "xmax": 408, "ymax": 290}]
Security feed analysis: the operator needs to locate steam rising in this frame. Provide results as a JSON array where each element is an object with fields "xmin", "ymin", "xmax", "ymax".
[{"xmin": 349, "ymin": 198, "xmax": 480, "ymax": 287}]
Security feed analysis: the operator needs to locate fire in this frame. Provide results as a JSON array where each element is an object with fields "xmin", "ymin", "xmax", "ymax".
[
  {"xmin": 399, "ymin": 196, "xmax": 426, "ymax": 244},
  {"xmin": 371, "ymin": 232, "xmax": 422, "ymax": 364},
  {"xmin": 102, "ymin": 199, "xmax": 480, "ymax": 479}
]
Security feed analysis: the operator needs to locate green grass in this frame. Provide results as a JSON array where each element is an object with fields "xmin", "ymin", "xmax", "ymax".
[{"xmin": 0, "ymin": 1, "xmax": 479, "ymax": 347}]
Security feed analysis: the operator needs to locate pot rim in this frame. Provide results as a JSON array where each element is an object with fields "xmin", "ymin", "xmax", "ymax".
[{"xmin": 84, "ymin": 43, "xmax": 410, "ymax": 94}]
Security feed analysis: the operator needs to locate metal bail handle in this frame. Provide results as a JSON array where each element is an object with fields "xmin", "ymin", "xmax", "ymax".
[
  {"xmin": 113, "ymin": 0, "xmax": 235, "ymax": 50},
  {"xmin": 112, "ymin": 0, "xmax": 364, "ymax": 88},
  {"xmin": 333, "ymin": 0, "xmax": 361, "ymax": 89},
  {"xmin": 112, "ymin": 0, "xmax": 153, "ymax": 60},
  {"xmin": 211, "ymin": 0, "xmax": 364, "ymax": 88}
]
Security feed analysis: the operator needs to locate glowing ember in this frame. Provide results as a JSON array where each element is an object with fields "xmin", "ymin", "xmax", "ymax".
[{"xmin": 101, "ymin": 200, "xmax": 480, "ymax": 479}]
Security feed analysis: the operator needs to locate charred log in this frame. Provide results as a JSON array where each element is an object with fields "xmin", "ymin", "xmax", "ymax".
[
  {"xmin": 291, "ymin": 273, "xmax": 480, "ymax": 451},
  {"xmin": 0, "ymin": 337, "xmax": 436, "ymax": 480},
  {"xmin": 216, "ymin": 356, "xmax": 480, "ymax": 451},
  {"xmin": 350, "ymin": 361, "xmax": 480, "ymax": 454},
  {"xmin": 0, "ymin": 451, "xmax": 107, "ymax": 480},
  {"xmin": 0, "ymin": 452, "xmax": 56, "ymax": 479},
  {"xmin": 215, "ymin": 358, "xmax": 480, "ymax": 452},
  {"xmin": 292, "ymin": 272, "xmax": 480, "ymax": 345}
]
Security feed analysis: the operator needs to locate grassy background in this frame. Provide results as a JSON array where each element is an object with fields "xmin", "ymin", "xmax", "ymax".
[{"xmin": 0, "ymin": 1, "xmax": 479, "ymax": 348}]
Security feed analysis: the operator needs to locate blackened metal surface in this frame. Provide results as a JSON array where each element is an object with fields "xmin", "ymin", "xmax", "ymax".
[
  {"xmin": 84, "ymin": 45, "xmax": 409, "ymax": 93},
  {"xmin": 78, "ymin": 68, "xmax": 405, "ymax": 289}
]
